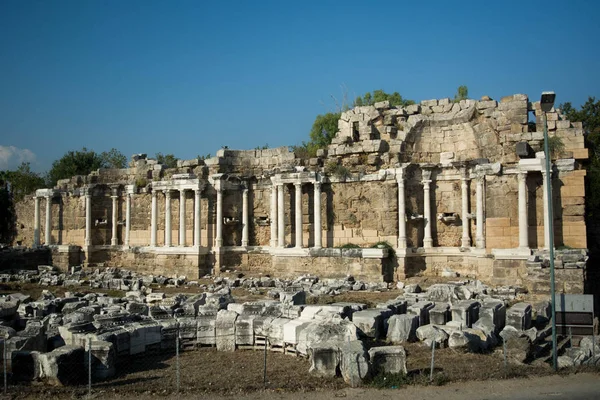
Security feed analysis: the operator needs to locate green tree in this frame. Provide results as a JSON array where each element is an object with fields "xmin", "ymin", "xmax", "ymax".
[
  {"xmin": 100, "ymin": 148, "xmax": 127, "ymax": 169},
  {"xmin": 47, "ymin": 147, "xmax": 105, "ymax": 186},
  {"xmin": 560, "ymin": 97, "xmax": 600, "ymax": 255},
  {"xmin": 354, "ymin": 90, "xmax": 414, "ymax": 107},
  {"xmin": 155, "ymin": 153, "xmax": 179, "ymax": 168},
  {"xmin": 0, "ymin": 162, "xmax": 45, "ymax": 201},
  {"xmin": 454, "ymin": 85, "xmax": 469, "ymax": 102}
]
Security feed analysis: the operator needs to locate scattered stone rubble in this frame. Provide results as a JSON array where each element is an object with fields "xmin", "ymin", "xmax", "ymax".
[{"xmin": 0, "ymin": 266, "xmax": 596, "ymax": 387}]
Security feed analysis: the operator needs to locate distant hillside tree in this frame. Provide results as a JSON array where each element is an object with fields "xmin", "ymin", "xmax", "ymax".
[
  {"xmin": 354, "ymin": 89, "xmax": 415, "ymax": 107},
  {"xmin": 454, "ymin": 85, "xmax": 469, "ymax": 102},
  {"xmin": 155, "ymin": 153, "xmax": 179, "ymax": 168}
]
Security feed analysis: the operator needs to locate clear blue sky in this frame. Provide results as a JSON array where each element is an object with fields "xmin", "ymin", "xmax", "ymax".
[{"xmin": 1, "ymin": 0, "xmax": 599, "ymax": 173}]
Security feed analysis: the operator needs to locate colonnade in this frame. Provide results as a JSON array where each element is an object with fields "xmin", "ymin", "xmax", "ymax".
[{"xmin": 150, "ymin": 187, "xmax": 203, "ymax": 248}]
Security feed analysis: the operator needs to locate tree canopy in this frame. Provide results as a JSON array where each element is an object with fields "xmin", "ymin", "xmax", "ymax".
[
  {"xmin": 354, "ymin": 89, "xmax": 415, "ymax": 107},
  {"xmin": 47, "ymin": 147, "xmax": 127, "ymax": 186},
  {"xmin": 155, "ymin": 153, "xmax": 179, "ymax": 168},
  {"xmin": 454, "ymin": 85, "xmax": 469, "ymax": 102},
  {"xmin": 0, "ymin": 162, "xmax": 46, "ymax": 201}
]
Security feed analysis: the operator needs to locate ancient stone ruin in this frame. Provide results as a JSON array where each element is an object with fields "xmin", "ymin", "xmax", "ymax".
[{"xmin": 13, "ymin": 93, "xmax": 589, "ymax": 294}]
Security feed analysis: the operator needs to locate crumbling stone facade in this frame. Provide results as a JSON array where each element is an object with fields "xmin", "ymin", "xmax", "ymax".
[{"xmin": 13, "ymin": 93, "xmax": 588, "ymax": 292}]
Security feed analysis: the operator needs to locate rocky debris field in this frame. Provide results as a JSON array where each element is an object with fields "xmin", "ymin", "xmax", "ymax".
[{"xmin": 0, "ymin": 265, "xmax": 598, "ymax": 396}]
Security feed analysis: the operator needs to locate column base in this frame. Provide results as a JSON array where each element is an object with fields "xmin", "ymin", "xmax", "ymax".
[{"xmin": 423, "ymin": 239, "xmax": 433, "ymax": 248}]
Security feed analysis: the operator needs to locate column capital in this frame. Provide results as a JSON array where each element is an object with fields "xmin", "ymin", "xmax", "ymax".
[
  {"xmin": 152, "ymin": 189, "xmax": 159, "ymax": 198},
  {"xmin": 421, "ymin": 179, "xmax": 432, "ymax": 186},
  {"xmin": 314, "ymin": 181, "xmax": 321, "ymax": 190},
  {"xmin": 165, "ymin": 189, "xmax": 173, "ymax": 197},
  {"xmin": 518, "ymin": 171, "xmax": 528, "ymax": 181},
  {"xmin": 294, "ymin": 181, "xmax": 302, "ymax": 188}
]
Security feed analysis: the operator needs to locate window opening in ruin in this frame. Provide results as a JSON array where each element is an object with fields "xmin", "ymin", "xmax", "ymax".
[
  {"xmin": 352, "ymin": 122, "xmax": 360, "ymax": 142},
  {"xmin": 528, "ymin": 111, "xmax": 537, "ymax": 132}
]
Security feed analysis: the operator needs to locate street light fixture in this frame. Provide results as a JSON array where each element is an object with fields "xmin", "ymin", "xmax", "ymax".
[{"xmin": 541, "ymin": 90, "xmax": 557, "ymax": 371}]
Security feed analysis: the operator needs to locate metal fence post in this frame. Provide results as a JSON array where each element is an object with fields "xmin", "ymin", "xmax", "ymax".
[
  {"xmin": 176, "ymin": 327, "xmax": 180, "ymax": 394},
  {"xmin": 263, "ymin": 338, "xmax": 268, "ymax": 387},
  {"xmin": 429, "ymin": 339, "xmax": 435, "ymax": 382},
  {"xmin": 3, "ymin": 333, "xmax": 7, "ymax": 395},
  {"xmin": 503, "ymin": 337, "xmax": 508, "ymax": 370},
  {"xmin": 87, "ymin": 336, "xmax": 92, "ymax": 396}
]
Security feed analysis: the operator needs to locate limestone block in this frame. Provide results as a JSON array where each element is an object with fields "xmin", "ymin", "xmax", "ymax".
[
  {"xmin": 340, "ymin": 340, "xmax": 370, "ymax": 387},
  {"xmin": 280, "ymin": 290, "xmax": 306, "ymax": 305},
  {"xmin": 476, "ymin": 100, "xmax": 497, "ymax": 110},
  {"xmin": 282, "ymin": 318, "xmax": 312, "ymax": 344},
  {"xmin": 215, "ymin": 309, "xmax": 237, "ymax": 352},
  {"xmin": 36, "ymin": 345, "xmax": 85, "ymax": 386},
  {"xmin": 387, "ymin": 314, "xmax": 419, "ymax": 343},
  {"xmin": 368, "ymin": 345, "xmax": 407, "ymax": 374},
  {"xmin": 297, "ymin": 316, "xmax": 358, "ymax": 356},
  {"xmin": 352, "ymin": 309, "xmax": 390, "ymax": 339},
  {"xmin": 407, "ymin": 301, "xmax": 434, "ymax": 326},
  {"xmin": 196, "ymin": 313, "xmax": 217, "ymax": 346},
  {"xmin": 451, "ymin": 300, "xmax": 480, "ymax": 328},
  {"xmin": 480, "ymin": 299, "xmax": 506, "ymax": 332},
  {"xmin": 506, "ymin": 302, "xmax": 532, "ymax": 331},
  {"xmin": 266, "ymin": 317, "xmax": 289, "ymax": 347},
  {"xmin": 499, "ymin": 326, "xmax": 532, "ymax": 363},
  {"xmin": 90, "ymin": 340, "xmax": 116, "ymax": 380},
  {"xmin": 235, "ymin": 315, "xmax": 256, "ymax": 346},
  {"xmin": 428, "ymin": 303, "xmax": 450, "ymax": 325},
  {"xmin": 416, "ymin": 325, "xmax": 449, "ymax": 348},
  {"xmin": 309, "ymin": 341, "xmax": 340, "ymax": 377},
  {"xmin": 427, "ymin": 284, "xmax": 458, "ymax": 303}
]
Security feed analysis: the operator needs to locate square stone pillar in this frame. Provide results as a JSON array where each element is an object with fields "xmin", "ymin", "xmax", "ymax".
[
  {"xmin": 215, "ymin": 186, "xmax": 223, "ymax": 248},
  {"xmin": 45, "ymin": 195, "xmax": 52, "ymax": 245},
  {"xmin": 33, "ymin": 196, "xmax": 41, "ymax": 247},
  {"xmin": 270, "ymin": 181, "xmax": 277, "ymax": 247},
  {"xmin": 396, "ymin": 168, "xmax": 407, "ymax": 248},
  {"xmin": 194, "ymin": 188, "xmax": 201, "ymax": 247},
  {"xmin": 542, "ymin": 170, "xmax": 551, "ymax": 250},
  {"xmin": 277, "ymin": 183, "xmax": 285, "ymax": 248},
  {"xmin": 294, "ymin": 182, "xmax": 302, "ymax": 248},
  {"xmin": 242, "ymin": 187, "xmax": 249, "ymax": 247},
  {"xmin": 461, "ymin": 170, "xmax": 471, "ymax": 248},
  {"xmin": 518, "ymin": 172, "xmax": 529, "ymax": 249},
  {"xmin": 313, "ymin": 181, "xmax": 322, "ymax": 248},
  {"xmin": 151, "ymin": 190, "xmax": 158, "ymax": 247},
  {"xmin": 475, "ymin": 176, "xmax": 485, "ymax": 249},
  {"xmin": 421, "ymin": 168, "xmax": 433, "ymax": 249},
  {"xmin": 179, "ymin": 189, "xmax": 186, "ymax": 247},
  {"xmin": 110, "ymin": 188, "xmax": 119, "ymax": 246},
  {"xmin": 165, "ymin": 190, "xmax": 173, "ymax": 247}
]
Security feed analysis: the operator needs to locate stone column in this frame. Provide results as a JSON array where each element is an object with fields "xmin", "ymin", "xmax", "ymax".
[
  {"xmin": 150, "ymin": 190, "xmax": 158, "ymax": 247},
  {"xmin": 270, "ymin": 183, "xmax": 277, "ymax": 247},
  {"xmin": 179, "ymin": 189, "xmax": 186, "ymax": 246},
  {"xmin": 542, "ymin": 170, "xmax": 551, "ymax": 250},
  {"xmin": 85, "ymin": 190, "xmax": 92, "ymax": 246},
  {"xmin": 124, "ymin": 191, "xmax": 132, "ymax": 247},
  {"xmin": 277, "ymin": 184, "xmax": 285, "ymax": 247},
  {"xmin": 313, "ymin": 182, "xmax": 322, "ymax": 248},
  {"xmin": 518, "ymin": 172, "xmax": 529, "ymax": 249},
  {"xmin": 396, "ymin": 169, "xmax": 407, "ymax": 248},
  {"xmin": 165, "ymin": 190, "xmax": 173, "ymax": 247},
  {"xmin": 194, "ymin": 189, "xmax": 201, "ymax": 247},
  {"xmin": 110, "ymin": 189, "xmax": 118, "ymax": 246},
  {"xmin": 242, "ymin": 187, "xmax": 249, "ymax": 247},
  {"xmin": 461, "ymin": 172, "xmax": 471, "ymax": 248},
  {"xmin": 422, "ymin": 169, "xmax": 433, "ymax": 249},
  {"xmin": 294, "ymin": 182, "xmax": 302, "ymax": 248},
  {"xmin": 45, "ymin": 195, "xmax": 52, "ymax": 245},
  {"xmin": 475, "ymin": 176, "xmax": 485, "ymax": 249},
  {"xmin": 33, "ymin": 196, "xmax": 41, "ymax": 246},
  {"xmin": 215, "ymin": 186, "xmax": 223, "ymax": 247}
]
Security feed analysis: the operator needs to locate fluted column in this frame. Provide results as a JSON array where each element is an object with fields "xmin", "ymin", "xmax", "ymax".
[
  {"xmin": 396, "ymin": 169, "xmax": 407, "ymax": 248},
  {"xmin": 150, "ymin": 190, "xmax": 158, "ymax": 247},
  {"xmin": 179, "ymin": 189, "xmax": 186, "ymax": 246},
  {"xmin": 270, "ymin": 183, "xmax": 277, "ymax": 247},
  {"xmin": 313, "ymin": 182, "xmax": 322, "ymax": 248},
  {"xmin": 165, "ymin": 190, "xmax": 173, "ymax": 247},
  {"xmin": 475, "ymin": 176, "xmax": 485, "ymax": 249},
  {"xmin": 33, "ymin": 196, "xmax": 41, "ymax": 246},
  {"xmin": 110, "ymin": 190, "xmax": 118, "ymax": 246},
  {"xmin": 194, "ymin": 189, "xmax": 201, "ymax": 247},
  {"xmin": 242, "ymin": 187, "xmax": 249, "ymax": 247},
  {"xmin": 45, "ymin": 195, "xmax": 52, "ymax": 245},
  {"xmin": 85, "ymin": 190, "xmax": 92, "ymax": 246},
  {"xmin": 215, "ymin": 187, "xmax": 223, "ymax": 247},
  {"xmin": 518, "ymin": 172, "xmax": 529, "ymax": 249},
  {"xmin": 542, "ymin": 170, "xmax": 550, "ymax": 250},
  {"xmin": 294, "ymin": 182, "xmax": 302, "ymax": 248},
  {"xmin": 461, "ymin": 172, "xmax": 471, "ymax": 248},
  {"xmin": 124, "ymin": 191, "xmax": 132, "ymax": 247},
  {"xmin": 422, "ymin": 170, "xmax": 433, "ymax": 249},
  {"xmin": 277, "ymin": 184, "xmax": 285, "ymax": 247}
]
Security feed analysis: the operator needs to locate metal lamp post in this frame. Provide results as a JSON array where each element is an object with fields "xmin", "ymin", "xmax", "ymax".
[{"xmin": 541, "ymin": 91, "xmax": 557, "ymax": 371}]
